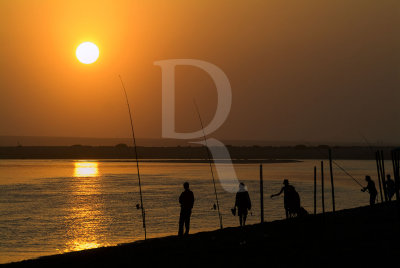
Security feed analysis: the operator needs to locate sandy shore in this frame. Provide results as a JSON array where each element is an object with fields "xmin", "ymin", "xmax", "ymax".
[{"xmin": 3, "ymin": 202, "xmax": 400, "ymax": 268}]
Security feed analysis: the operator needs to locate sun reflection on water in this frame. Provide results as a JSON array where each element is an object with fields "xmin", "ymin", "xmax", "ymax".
[
  {"xmin": 65, "ymin": 241, "xmax": 101, "ymax": 252},
  {"xmin": 66, "ymin": 161, "xmax": 106, "ymax": 252},
  {"xmin": 74, "ymin": 162, "xmax": 99, "ymax": 177}
]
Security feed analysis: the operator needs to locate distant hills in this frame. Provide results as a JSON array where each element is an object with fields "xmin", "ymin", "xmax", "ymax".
[
  {"xmin": 0, "ymin": 136, "xmax": 176, "ymax": 147},
  {"xmin": 0, "ymin": 143, "xmax": 396, "ymax": 160},
  {"xmin": 0, "ymin": 136, "xmax": 393, "ymax": 147}
]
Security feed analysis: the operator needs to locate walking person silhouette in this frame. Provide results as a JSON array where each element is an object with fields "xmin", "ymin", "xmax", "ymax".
[
  {"xmin": 362, "ymin": 175, "xmax": 377, "ymax": 206},
  {"xmin": 178, "ymin": 182, "xmax": 194, "ymax": 237},
  {"xmin": 234, "ymin": 183, "xmax": 252, "ymax": 227}
]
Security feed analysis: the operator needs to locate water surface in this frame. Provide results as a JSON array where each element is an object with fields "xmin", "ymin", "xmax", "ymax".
[{"xmin": 0, "ymin": 159, "xmax": 386, "ymax": 263}]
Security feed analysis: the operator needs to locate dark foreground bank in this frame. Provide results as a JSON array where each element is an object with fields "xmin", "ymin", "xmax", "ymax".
[{"xmin": 3, "ymin": 203, "xmax": 400, "ymax": 268}]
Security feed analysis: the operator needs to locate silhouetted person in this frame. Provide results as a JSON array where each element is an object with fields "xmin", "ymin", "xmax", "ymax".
[
  {"xmin": 234, "ymin": 183, "xmax": 252, "ymax": 227},
  {"xmin": 178, "ymin": 182, "xmax": 194, "ymax": 237},
  {"xmin": 271, "ymin": 179, "xmax": 300, "ymax": 218},
  {"xmin": 386, "ymin": 174, "xmax": 396, "ymax": 201},
  {"xmin": 362, "ymin": 175, "xmax": 377, "ymax": 206}
]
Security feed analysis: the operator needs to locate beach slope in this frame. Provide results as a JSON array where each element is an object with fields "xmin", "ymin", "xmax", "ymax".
[{"xmin": 3, "ymin": 202, "xmax": 400, "ymax": 268}]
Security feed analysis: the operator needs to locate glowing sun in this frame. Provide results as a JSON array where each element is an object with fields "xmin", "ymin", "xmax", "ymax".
[{"xmin": 76, "ymin": 42, "xmax": 99, "ymax": 64}]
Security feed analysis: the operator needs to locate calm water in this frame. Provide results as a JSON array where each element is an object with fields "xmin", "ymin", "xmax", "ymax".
[{"xmin": 0, "ymin": 159, "xmax": 388, "ymax": 263}]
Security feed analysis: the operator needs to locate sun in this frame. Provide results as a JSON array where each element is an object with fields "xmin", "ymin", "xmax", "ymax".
[{"xmin": 76, "ymin": 42, "xmax": 99, "ymax": 64}]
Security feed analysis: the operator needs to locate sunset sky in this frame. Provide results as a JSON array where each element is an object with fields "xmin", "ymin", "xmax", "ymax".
[{"xmin": 0, "ymin": 0, "xmax": 399, "ymax": 144}]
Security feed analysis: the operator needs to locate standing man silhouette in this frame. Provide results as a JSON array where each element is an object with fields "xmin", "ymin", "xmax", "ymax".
[
  {"xmin": 362, "ymin": 175, "xmax": 377, "ymax": 206},
  {"xmin": 234, "ymin": 183, "xmax": 252, "ymax": 227},
  {"xmin": 271, "ymin": 179, "xmax": 299, "ymax": 218},
  {"xmin": 386, "ymin": 174, "xmax": 396, "ymax": 201},
  {"xmin": 178, "ymin": 182, "xmax": 194, "ymax": 237}
]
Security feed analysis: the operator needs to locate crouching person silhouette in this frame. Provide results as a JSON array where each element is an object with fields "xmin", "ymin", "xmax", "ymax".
[{"xmin": 178, "ymin": 182, "xmax": 194, "ymax": 237}]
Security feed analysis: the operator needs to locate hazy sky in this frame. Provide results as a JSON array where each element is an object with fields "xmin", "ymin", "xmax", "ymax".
[{"xmin": 0, "ymin": 0, "xmax": 399, "ymax": 144}]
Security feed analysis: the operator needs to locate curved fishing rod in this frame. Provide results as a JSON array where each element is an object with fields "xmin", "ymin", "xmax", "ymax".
[
  {"xmin": 359, "ymin": 132, "xmax": 383, "ymax": 201},
  {"xmin": 194, "ymin": 100, "xmax": 223, "ymax": 230},
  {"xmin": 119, "ymin": 75, "xmax": 147, "ymax": 240},
  {"xmin": 306, "ymin": 143, "xmax": 364, "ymax": 188},
  {"xmin": 359, "ymin": 132, "xmax": 375, "ymax": 155},
  {"xmin": 332, "ymin": 160, "xmax": 364, "ymax": 188}
]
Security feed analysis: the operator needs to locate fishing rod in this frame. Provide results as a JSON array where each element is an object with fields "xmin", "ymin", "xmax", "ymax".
[
  {"xmin": 359, "ymin": 132, "xmax": 384, "ymax": 201},
  {"xmin": 307, "ymin": 143, "xmax": 364, "ymax": 188},
  {"xmin": 332, "ymin": 160, "xmax": 364, "ymax": 188},
  {"xmin": 119, "ymin": 75, "xmax": 147, "ymax": 240},
  {"xmin": 359, "ymin": 132, "xmax": 375, "ymax": 155},
  {"xmin": 194, "ymin": 100, "xmax": 223, "ymax": 230}
]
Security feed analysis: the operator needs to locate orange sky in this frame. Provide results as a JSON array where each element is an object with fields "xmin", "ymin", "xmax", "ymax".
[{"xmin": 0, "ymin": 0, "xmax": 399, "ymax": 144}]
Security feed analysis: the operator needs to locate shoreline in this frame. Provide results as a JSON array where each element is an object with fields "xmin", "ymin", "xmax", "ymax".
[
  {"xmin": 3, "ymin": 202, "xmax": 400, "ymax": 267},
  {"xmin": 0, "ymin": 146, "xmax": 395, "ymax": 160},
  {"xmin": 0, "ymin": 158, "xmax": 301, "ymax": 164},
  {"xmin": 97, "ymin": 159, "xmax": 302, "ymax": 164}
]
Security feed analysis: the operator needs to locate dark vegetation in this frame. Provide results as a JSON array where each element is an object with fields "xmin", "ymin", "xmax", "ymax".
[{"xmin": 0, "ymin": 145, "xmax": 395, "ymax": 160}]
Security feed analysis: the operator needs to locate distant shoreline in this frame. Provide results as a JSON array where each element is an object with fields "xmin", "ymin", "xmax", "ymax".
[
  {"xmin": 90, "ymin": 159, "xmax": 301, "ymax": 164},
  {"xmin": 0, "ymin": 158, "xmax": 301, "ymax": 164},
  {"xmin": 0, "ymin": 145, "xmax": 395, "ymax": 160}
]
